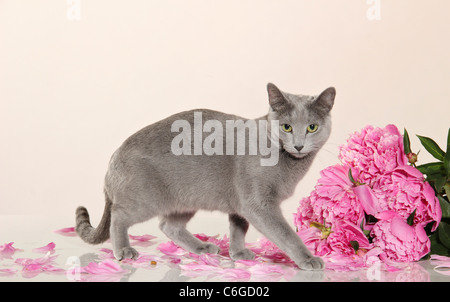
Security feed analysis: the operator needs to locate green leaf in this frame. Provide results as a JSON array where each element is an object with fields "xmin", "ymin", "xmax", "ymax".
[
  {"xmin": 445, "ymin": 182, "xmax": 450, "ymax": 200},
  {"xmin": 350, "ymin": 241, "xmax": 359, "ymax": 253},
  {"xmin": 426, "ymin": 173, "xmax": 447, "ymax": 193},
  {"xmin": 417, "ymin": 135, "xmax": 445, "ymax": 161},
  {"xmin": 416, "ymin": 162, "xmax": 445, "ymax": 175},
  {"xmin": 439, "ymin": 196, "xmax": 450, "ymax": 219},
  {"xmin": 438, "ymin": 221, "xmax": 450, "ymax": 250},
  {"xmin": 348, "ymin": 168, "xmax": 356, "ymax": 184},
  {"xmin": 403, "ymin": 128, "xmax": 411, "ymax": 155},
  {"xmin": 406, "ymin": 209, "xmax": 416, "ymax": 226},
  {"xmin": 430, "ymin": 232, "xmax": 450, "ymax": 256}
]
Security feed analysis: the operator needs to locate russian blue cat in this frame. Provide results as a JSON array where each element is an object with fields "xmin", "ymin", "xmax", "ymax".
[{"xmin": 76, "ymin": 83, "xmax": 335, "ymax": 270}]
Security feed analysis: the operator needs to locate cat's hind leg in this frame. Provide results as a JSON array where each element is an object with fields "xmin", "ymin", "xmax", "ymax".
[
  {"xmin": 159, "ymin": 212, "xmax": 220, "ymax": 255},
  {"xmin": 110, "ymin": 207, "xmax": 139, "ymax": 260},
  {"xmin": 228, "ymin": 214, "xmax": 255, "ymax": 260}
]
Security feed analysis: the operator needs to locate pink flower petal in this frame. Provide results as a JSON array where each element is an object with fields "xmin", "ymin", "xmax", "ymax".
[
  {"xmin": 433, "ymin": 265, "xmax": 450, "ymax": 276},
  {"xmin": 430, "ymin": 254, "xmax": 450, "ymax": 276},
  {"xmin": 179, "ymin": 263, "xmax": 220, "ymax": 272},
  {"xmin": 375, "ymin": 210, "xmax": 398, "ymax": 220},
  {"xmin": 221, "ymin": 268, "xmax": 251, "ymax": 281},
  {"xmin": 0, "ymin": 268, "xmax": 17, "ymax": 276},
  {"xmin": 353, "ymin": 185, "xmax": 381, "ymax": 217},
  {"xmin": 24, "ymin": 263, "xmax": 43, "ymax": 272},
  {"xmin": 54, "ymin": 227, "xmax": 77, "ymax": 237},
  {"xmin": 98, "ymin": 248, "xmax": 115, "ymax": 259},
  {"xmin": 129, "ymin": 234, "xmax": 157, "ymax": 242},
  {"xmin": 235, "ymin": 259, "xmax": 260, "ymax": 267},
  {"xmin": 430, "ymin": 254, "xmax": 450, "ymax": 262},
  {"xmin": 157, "ymin": 241, "xmax": 186, "ymax": 256},
  {"xmin": 41, "ymin": 265, "xmax": 65, "ymax": 273},
  {"xmin": 198, "ymin": 254, "xmax": 220, "ymax": 267},
  {"xmin": 322, "ymin": 253, "xmax": 366, "ymax": 272},
  {"xmin": 33, "ymin": 242, "xmax": 56, "ymax": 254},
  {"xmin": 15, "ymin": 253, "xmax": 58, "ymax": 267},
  {"xmin": 14, "ymin": 253, "xmax": 63, "ymax": 277},
  {"xmin": 390, "ymin": 217, "xmax": 415, "ymax": 242},
  {"xmin": 249, "ymin": 263, "xmax": 285, "ymax": 275},
  {"xmin": 0, "ymin": 242, "xmax": 20, "ymax": 259},
  {"xmin": 82, "ymin": 260, "xmax": 129, "ymax": 275}
]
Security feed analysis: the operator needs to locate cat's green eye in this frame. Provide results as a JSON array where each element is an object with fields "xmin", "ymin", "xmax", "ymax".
[
  {"xmin": 307, "ymin": 124, "xmax": 319, "ymax": 133},
  {"xmin": 281, "ymin": 124, "xmax": 293, "ymax": 133}
]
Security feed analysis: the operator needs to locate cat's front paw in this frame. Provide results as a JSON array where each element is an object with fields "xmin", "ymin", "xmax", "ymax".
[
  {"xmin": 115, "ymin": 247, "xmax": 139, "ymax": 261},
  {"xmin": 230, "ymin": 248, "xmax": 255, "ymax": 261},
  {"xmin": 297, "ymin": 256, "xmax": 324, "ymax": 271},
  {"xmin": 195, "ymin": 243, "xmax": 220, "ymax": 255}
]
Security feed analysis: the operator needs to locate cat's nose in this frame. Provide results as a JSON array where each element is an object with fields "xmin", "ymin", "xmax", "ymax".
[{"xmin": 294, "ymin": 145, "xmax": 304, "ymax": 152}]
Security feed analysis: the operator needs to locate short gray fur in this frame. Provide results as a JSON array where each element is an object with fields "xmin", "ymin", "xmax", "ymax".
[{"xmin": 76, "ymin": 83, "xmax": 335, "ymax": 270}]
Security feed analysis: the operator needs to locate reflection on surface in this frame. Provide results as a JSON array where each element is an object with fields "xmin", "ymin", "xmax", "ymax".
[
  {"xmin": 0, "ymin": 222, "xmax": 448, "ymax": 282},
  {"xmin": 66, "ymin": 251, "xmax": 433, "ymax": 282}
]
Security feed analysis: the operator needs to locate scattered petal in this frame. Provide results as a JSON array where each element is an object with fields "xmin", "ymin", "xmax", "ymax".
[
  {"xmin": 157, "ymin": 241, "xmax": 186, "ymax": 256},
  {"xmin": 129, "ymin": 234, "xmax": 157, "ymax": 242},
  {"xmin": 235, "ymin": 259, "xmax": 259, "ymax": 267},
  {"xmin": 54, "ymin": 227, "xmax": 77, "ymax": 237},
  {"xmin": 0, "ymin": 242, "xmax": 20, "ymax": 259},
  {"xmin": 33, "ymin": 242, "xmax": 56, "ymax": 254},
  {"xmin": 430, "ymin": 254, "xmax": 450, "ymax": 276},
  {"xmin": 14, "ymin": 252, "xmax": 63, "ymax": 277},
  {"xmin": 221, "ymin": 268, "xmax": 251, "ymax": 281},
  {"xmin": 81, "ymin": 259, "xmax": 129, "ymax": 275},
  {"xmin": 0, "ymin": 268, "xmax": 17, "ymax": 276},
  {"xmin": 249, "ymin": 263, "xmax": 285, "ymax": 275}
]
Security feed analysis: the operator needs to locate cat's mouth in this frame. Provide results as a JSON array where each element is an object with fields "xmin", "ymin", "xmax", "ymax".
[{"xmin": 282, "ymin": 146, "xmax": 308, "ymax": 159}]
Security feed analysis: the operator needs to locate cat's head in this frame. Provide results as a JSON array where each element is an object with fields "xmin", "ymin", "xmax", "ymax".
[{"xmin": 266, "ymin": 83, "xmax": 335, "ymax": 159}]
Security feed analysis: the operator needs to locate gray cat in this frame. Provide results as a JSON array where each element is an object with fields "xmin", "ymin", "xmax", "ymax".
[{"xmin": 75, "ymin": 83, "xmax": 335, "ymax": 270}]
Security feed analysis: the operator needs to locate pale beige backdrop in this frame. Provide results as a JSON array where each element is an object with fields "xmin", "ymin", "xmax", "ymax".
[{"xmin": 0, "ymin": 0, "xmax": 449, "ymax": 239}]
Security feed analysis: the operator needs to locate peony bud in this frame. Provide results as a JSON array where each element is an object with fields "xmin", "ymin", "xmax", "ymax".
[{"xmin": 407, "ymin": 152, "xmax": 418, "ymax": 165}]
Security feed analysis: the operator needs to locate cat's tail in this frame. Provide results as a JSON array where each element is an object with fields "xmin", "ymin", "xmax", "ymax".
[{"xmin": 75, "ymin": 192, "xmax": 112, "ymax": 244}]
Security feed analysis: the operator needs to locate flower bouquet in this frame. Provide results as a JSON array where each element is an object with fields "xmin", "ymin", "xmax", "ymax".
[{"xmin": 294, "ymin": 125, "xmax": 450, "ymax": 270}]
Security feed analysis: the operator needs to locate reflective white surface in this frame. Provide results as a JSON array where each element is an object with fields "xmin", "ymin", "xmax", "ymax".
[{"xmin": 1, "ymin": 214, "xmax": 449, "ymax": 282}]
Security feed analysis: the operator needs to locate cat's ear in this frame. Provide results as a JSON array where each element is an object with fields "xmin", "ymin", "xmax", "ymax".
[
  {"xmin": 314, "ymin": 87, "xmax": 336, "ymax": 112},
  {"xmin": 267, "ymin": 83, "xmax": 289, "ymax": 112}
]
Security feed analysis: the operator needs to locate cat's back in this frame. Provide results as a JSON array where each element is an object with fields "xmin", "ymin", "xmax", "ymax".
[
  {"xmin": 119, "ymin": 108, "xmax": 245, "ymax": 154},
  {"xmin": 105, "ymin": 108, "xmax": 246, "ymax": 210},
  {"xmin": 108, "ymin": 108, "xmax": 248, "ymax": 174}
]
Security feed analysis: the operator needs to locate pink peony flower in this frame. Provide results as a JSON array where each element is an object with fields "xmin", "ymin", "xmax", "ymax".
[
  {"xmin": 317, "ymin": 220, "xmax": 370, "ymax": 257},
  {"xmin": 295, "ymin": 123, "xmax": 443, "ymax": 268},
  {"xmin": 338, "ymin": 124, "xmax": 408, "ymax": 185},
  {"xmin": 298, "ymin": 220, "xmax": 370, "ymax": 258},
  {"xmin": 371, "ymin": 214, "xmax": 430, "ymax": 262},
  {"xmin": 294, "ymin": 164, "xmax": 365, "ymax": 230},
  {"xmin": 361, "ymin": 165, "xmax": 441, "ymax": 231},
  {"xmin": 294, "ymin": 194, "xmax": 316, "ymax": 230}
]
